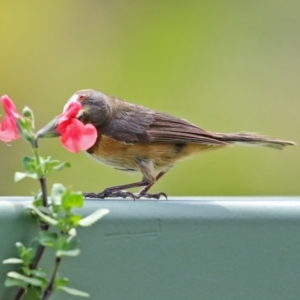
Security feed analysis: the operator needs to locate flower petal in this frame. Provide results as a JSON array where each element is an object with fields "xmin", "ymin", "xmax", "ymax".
[
  {"xmin": 60, "ymin": 120, "xmax": 81, "ymax": 153},
  {"xmin": 60, "ymin": 119, "xmax": 97, "ymax": 153},
  {"xmin": 0, "ymin": 116, "xmax": 20, "ymax": 142},
  {"xmin": 1, "ymin": 95, "xmax": 17, "ymax": 116},
  {"xmin": 77, "ymin": 123, "xmax": 98, "ymax": 151},
  {"xmin": 58, "ymin": 101, "xmax": 82, "ymax": 123}
]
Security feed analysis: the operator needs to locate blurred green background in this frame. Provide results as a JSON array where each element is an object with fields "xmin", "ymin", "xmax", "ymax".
[{"xmin": 0, "ymin": 0, "xmax": 299, "ymax": 196}]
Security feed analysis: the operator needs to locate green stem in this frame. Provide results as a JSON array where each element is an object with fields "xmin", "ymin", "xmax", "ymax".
[
  {"xmin": 32, "ymin": 147, "xmax": 43, "ymax": 178},
  {"xmin": 14, "ymin": 147, "xmax": 49, "ymax": 300}
]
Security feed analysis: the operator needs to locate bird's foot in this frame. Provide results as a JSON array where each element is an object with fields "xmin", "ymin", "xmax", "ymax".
[
  {"xmin": 83, "ymin": 189, "xmax": 136, "ymax": 200},
  {"xmin": 136, "ymin": 191, "xmax": 167, "ymax": 200}
]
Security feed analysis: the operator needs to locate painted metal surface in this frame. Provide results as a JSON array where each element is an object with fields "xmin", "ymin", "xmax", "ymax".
[{"xmin": 1, "ymin": 197, "xmax": 300, "ymax": 300}]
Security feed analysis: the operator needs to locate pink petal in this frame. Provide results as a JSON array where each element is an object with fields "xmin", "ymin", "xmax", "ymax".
[
  {"xmin": 58, "ymin": 101, "xmax": 82, "ymax": 123},
  {"xmin": 1, "ymin": 95, "xmax": 17, "ymax": 116},
  {"xmin": 60, "ymin": 121, "xmax": 81, "ymax": 153},
  {"xmin": 0, "ymin": 116, "xmax": 20, "ymax": 142},
  {"xmin": 77, "ymin": 123, "xmax": 98, "ymax": 151},
  {"xmin": 60, "ymin": 119, "xmax": 97, "ymax": 153}
]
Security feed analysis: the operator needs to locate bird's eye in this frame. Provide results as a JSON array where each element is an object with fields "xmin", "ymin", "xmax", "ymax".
[{"xmin": 78, "ymin": 94, "xmax": 86, "ymax": 101}]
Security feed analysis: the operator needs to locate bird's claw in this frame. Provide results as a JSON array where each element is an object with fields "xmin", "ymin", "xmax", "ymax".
[
  {"xmin": 136, "ymin": 192, "xmax": 168, "ymax": 200},
  {"xmin": 83, "ymin": 190, "xmax": 167, "ymax": 200},
  {"xmin": 83, "ymin": 189, "xmax": 136, "ymax": 200}
]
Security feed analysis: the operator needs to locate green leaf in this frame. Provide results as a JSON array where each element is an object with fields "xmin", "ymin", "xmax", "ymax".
[
  {"xmin": 56, "ymin": 235, "xmax": 78, "ymax": 252},
  {"xmin": 69, "ymin": 215, "xmax": 82, "ymax": 226},
  {"xmin": 78, "ymin": 208, "xmax": 110, "ymax": 227},
  {"xmin": 29, "ymin": 238, "xmax": 40, "ymax": 254},
  {"xmin": 55, "ymin": 277, "xmax": 69, "ymax": 288},
  {"xmin": 30, "ymin": 269, "xmax": 47, "ymax": 278},
  {"xmin": 33, "ymin": 191, "xmax": 43, "ymax": 207},
  {"xmin": 62, "ymin": 191, "xmax": 84, "ymax": 209},
  {"xmin": 68, "ymin": 228, "xmax": 77, "ymax": 237},
  {"xmin": 29, "ymin": 205, "xmax": 58, "ymax": 225},
  {"xmin": 37, "ymin": 206, "xmax": 53, "ymax": 215},
  {"xmin": 33, "ymin": 198, "xmax": 43, "ymax": 207},
  {"xmin": 39, "ymin": 156, "xmax": 52, "ymax": 166},
  {"xmin": 2, "ymin": 258, "xmax": 23, "ymax": 264},
  {"xmin": 14, "ymin": 171, "xmax": 39, "ymax": 182},
  {"xmin": 52, "ymin": 161, "xmax": 71, "ymax": 171},
  {"xmin": 22, "ymin": 156, "xmax": 36, "ymax": 172},
  {"xmin": 58, "ymin": 286, "xmax": 90, "ymax": 297},
  {"xmin": 7, "ymin": 271, "xmax": 43, "ymax": 286},
  {"xmin": 56, "ymin": 249, "xmax": 81, "ymax": 257},
  {"xmin": 38, "ymin": 231, "xmax": 58, "ymax": 248},
  {"xmin": 4, "ymin": 277, "xmax": 28, "ymax": 288},
  {"xmin": 25, "ymin": 286, "xmax": 43, "ymax": 300},
  {"xmin": 51, "ymin": 183, "xmax": 65, "ymax": 206},
  {"xmin": 15, "ymin": 242, "xmax": 26, "ymax": 257},
  {"xmin": 17, "ymin": 246, "xmax": 37, "ymax": 268}
]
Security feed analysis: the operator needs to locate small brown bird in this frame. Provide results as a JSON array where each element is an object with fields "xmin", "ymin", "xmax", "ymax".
[{"xmin": 37, "ymin": 89, "xmax": 295, "ymax": 199}]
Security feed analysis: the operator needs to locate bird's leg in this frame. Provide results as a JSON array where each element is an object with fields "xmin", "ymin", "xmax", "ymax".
[
  {"xmin": 83, "ymin": 179, "xmax": 149, "ymax": 200},
  {"xmin": 136, "ymin": 171, "xmax": 168, "ymax": 199}
]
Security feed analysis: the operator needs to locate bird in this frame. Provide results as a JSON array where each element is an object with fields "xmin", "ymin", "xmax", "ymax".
[{"xmin": 37, "ymin": 89, "xmax": 295, "ymax": 199}]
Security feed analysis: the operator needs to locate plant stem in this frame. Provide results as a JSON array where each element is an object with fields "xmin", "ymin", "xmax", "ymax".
[
  {"xmin": 14, "ymin": 149, "xmax": 49, "ymax": 300},
  {"xmin": 40, "ymin": 176, "xmax": 49, "ymax": 214},
  {"xmin": 42, "ymin": 257, "xmax": 61, "ymax": 300},
  {"xmin": 32, "ymin": 147, "xmax": 43, "ymax": 178}
]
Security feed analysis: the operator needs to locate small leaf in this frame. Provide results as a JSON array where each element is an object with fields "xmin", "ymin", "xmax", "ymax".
[
  {"xmin": 7, "ymin": 271, "xmax": 42, "ymax": 286},
  {"xmin": 4, "ymin": 277, "xmax": 28, "ymax": 288},
  {"xmin": 62, "ymin": 191, "xmax": 84, "ymax": 209},
  {"xmin": 22, "ymin": 156, "xmax": 36, "ymax": 172},
  {"xmin": 2, "ymin": 258, "xmax": 23, "ymax": 264},
  {"xmin": 56, "ymin": 249, "xmax": 81, "ymax": 257},
  {"xmin": 51, "ymin": 183, "xmax": 65, "ymax": 206},
  {"xmin": 25, "ymin": 286, "xmax": 43, "ymax": 299},
  {"xmin": 33, "ymin": 198, "xmax": 43, "ymax": 207},
  {"xmin": 53, "ymin": 161, "xmax": 71, "ymax": 171},
  {"xmin": 37, "ymin": 206, "xmax": 53, "ymax": 215},
  {"xmin": 39, "ymin": 156, "xmax": 52, "ymax": 166},
  {"xmin": 69, "ymin": 215, "xmax": 82, "ymax": 226},
  {"xmin": 78, "ymin": 209, "xmax": 110, "ymax": 227},
  {"xmin": 30, "ymin": 269, "xmax": 47, "ymax": 278},
  {"xmin": 15, "ymin": 242, "xmax": 26, "ymax": 256},
  {"xmin": 29, "ymin": 205, "xmax": 58, "ymax": 225},
  {"xmin": 58, "ymin": 286, "xmax": 90, "ymax": 297},
  {"xmin": 68, "ymin": 228, "xmax": 77, "ymax": 237},
  {"xmin": 38, "ymin": 231, "xmax": 58, "ymax": 248},
  {"xmin": 55, "ymin": 277, "xmax": 69, "ymax": 288},
  {"xmin": 63, "ymin": 238, "xmax": 78, "ymax": 251},
  {"xmin": 14, "ymin": 171, "xmax": 39, "ymax": 182},
  {"xmin": 29, "ymin": 238, "xmax": 40, "ymax": 254}
]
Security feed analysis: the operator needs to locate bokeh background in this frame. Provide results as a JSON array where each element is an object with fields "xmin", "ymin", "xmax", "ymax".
[{"xmin": 0, "ymin": 0, "xmax": 299, "ymax": 196}]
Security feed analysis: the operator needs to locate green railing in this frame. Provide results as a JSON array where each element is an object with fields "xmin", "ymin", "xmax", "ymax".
[{"xmin": 1, "ymin": 197, "xmax": 300, "ymax": 300}]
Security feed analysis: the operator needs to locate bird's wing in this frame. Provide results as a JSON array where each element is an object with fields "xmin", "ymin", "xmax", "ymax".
[{"xmin": 103, "ymin": 101, "xmax": 226, "ymax": 145}]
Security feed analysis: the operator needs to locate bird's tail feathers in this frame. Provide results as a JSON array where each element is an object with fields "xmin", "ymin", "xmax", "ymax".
[{"xmin": 213, "ymin": 132, "xmax": 295, "ymax": 150}]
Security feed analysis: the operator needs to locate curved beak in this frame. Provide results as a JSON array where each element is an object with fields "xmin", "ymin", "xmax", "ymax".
[{"xmin": 35, "ymin": 117, "xmax": 60, "ymax": 141}]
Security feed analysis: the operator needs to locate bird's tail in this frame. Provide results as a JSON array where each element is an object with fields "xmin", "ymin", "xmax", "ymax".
[{"xmin": 213, "ymin": 132, "xmax": 296, "ymax": 150}]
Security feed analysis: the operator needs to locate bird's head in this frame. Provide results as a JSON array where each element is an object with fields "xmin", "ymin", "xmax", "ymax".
[{"xmin": 36, "ymin": 89, "xmax": 111, "ymax": 140}]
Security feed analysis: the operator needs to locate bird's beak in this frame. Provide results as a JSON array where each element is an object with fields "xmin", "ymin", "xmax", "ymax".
[{"xmin": 36, "ymin": 117, "xmax": 60, "ymax": 140}]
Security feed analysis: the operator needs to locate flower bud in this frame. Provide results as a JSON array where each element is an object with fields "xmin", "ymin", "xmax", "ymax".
[{"xmin": 22, "ymin": 106, "xmax": 35, "ymax": 129}]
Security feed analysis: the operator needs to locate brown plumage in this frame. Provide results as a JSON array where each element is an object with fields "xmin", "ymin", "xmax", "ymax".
[{"xmin": 43, "ymin": 89, "xmax": 297, "ymax": 199}]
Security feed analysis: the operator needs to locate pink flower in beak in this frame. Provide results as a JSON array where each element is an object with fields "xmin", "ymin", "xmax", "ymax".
[{"xmin": 37, "ymin": 101, "xmax": 97, "ymax": 153}]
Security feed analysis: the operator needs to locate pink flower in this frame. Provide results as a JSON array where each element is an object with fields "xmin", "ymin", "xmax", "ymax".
[
  {"xmin": 56, "ymin": 102, "xmax": 97, "ymax": 153},
  {"xmin": 0, "ymin": 95, "xmax": 20, "ymax": 142}
]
